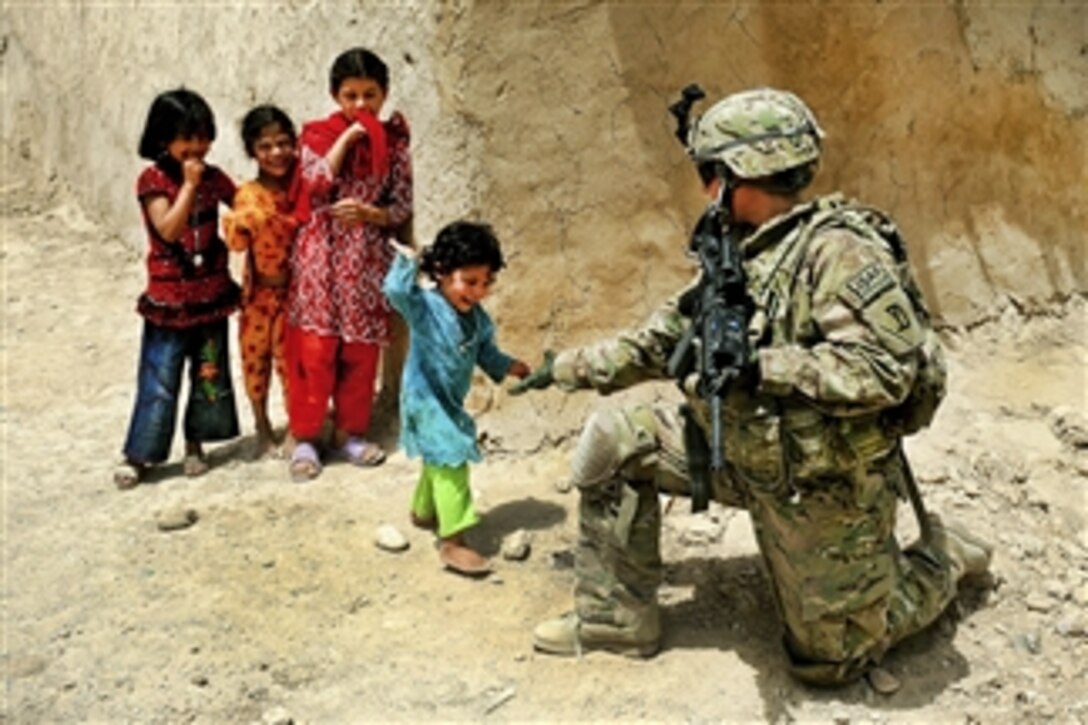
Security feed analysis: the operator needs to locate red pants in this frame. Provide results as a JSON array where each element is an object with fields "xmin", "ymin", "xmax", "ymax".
[{"xmin": 286, "ymin": 325, "xmax": 380, "ymax": 440}]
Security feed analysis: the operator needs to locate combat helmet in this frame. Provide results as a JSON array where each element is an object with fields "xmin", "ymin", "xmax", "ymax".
[{"xmin": 688, "ymin": 88, "xmax": 824, "ymax": 180}]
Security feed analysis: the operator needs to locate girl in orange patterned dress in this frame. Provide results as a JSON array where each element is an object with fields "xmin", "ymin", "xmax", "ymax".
[{"xmin": 225, "ymin": 105, "xmax": 299, "ymax": 457}]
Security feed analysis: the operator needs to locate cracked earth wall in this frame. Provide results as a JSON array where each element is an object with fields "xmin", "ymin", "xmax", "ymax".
[{"xmin": 3, "ymin": 1, "xmax": 1085, "ymax": 341}]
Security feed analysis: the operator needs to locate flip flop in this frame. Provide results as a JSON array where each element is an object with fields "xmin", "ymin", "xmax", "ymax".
[
  {"xmin": 334, "ymin": 437, "xmax": 386, "ymax": 467},
  {"xmin": 289, "ymin": 441, "xmax": 322, "ymax": 483}
]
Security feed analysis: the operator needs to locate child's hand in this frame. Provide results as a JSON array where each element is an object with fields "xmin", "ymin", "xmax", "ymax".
[
  {"xmin": 508, "ymin": 360, "xmax": 531, "ymax": 379},
  {"xmin": 389, "ymin": 239, "xmax": 416, "ymax": 258},
  {"xmin": 509, "ymin": 351, "xmax": 556, "ymax": 395},
  {"xmin": 343, "ymin": 121, "xmax": 368, "ymax": 146},
  {"xmin": 330, "ymin": 199, "xmax": 387, "ymax": 227},
  {"xmin": 182, "ymin": 157, "xmax": 205, "ymax": 187}
]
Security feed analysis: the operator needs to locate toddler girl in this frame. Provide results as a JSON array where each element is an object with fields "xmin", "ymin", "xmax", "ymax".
[
  {"xmin": 383, "ymin": 221, "xmax": 530, "ymax": 576},
  {"xmin": 115, "ymin": 88, "xmax": 240, "ymax": 489},
  {"xmin": 225, "ymin": 105, "xmax": 298, "ymax": 457},
  {"xmin": 287, "ymin": 46, "xmax": 413, "ymax": 481}
]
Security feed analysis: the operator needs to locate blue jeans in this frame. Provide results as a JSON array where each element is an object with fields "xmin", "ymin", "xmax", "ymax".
[{"xmin": 122, "ymin": 319, "xmax": 239, "ymax": 464}]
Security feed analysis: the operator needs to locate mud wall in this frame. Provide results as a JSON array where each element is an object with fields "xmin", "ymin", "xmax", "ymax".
[{"xmin": 3, "ymin": 1, "xmax": 1085, "ymax": 338}]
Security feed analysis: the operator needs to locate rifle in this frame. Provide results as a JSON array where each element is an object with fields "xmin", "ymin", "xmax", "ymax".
[
  {"xmin": 666, "ymin": 84, "xmax": 753, "ymax": 513},
  {"xmin": 668, "ymin": 205, "xmax": 752, "ymax": 511}
]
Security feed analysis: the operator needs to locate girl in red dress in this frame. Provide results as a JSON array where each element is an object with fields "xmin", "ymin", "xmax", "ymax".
[
  {"xmin": 115, "ymin": 88, "xmax": 240, "ymax": 489},
  {"xmin": 286, "ymin": 47, "xmax": 413, "ymax": 481}
]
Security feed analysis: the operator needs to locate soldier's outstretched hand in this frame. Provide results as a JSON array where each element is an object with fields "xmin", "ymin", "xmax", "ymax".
[{"xmin": 509, "ymin": 350, "xmax": 556, "ymax": 395}]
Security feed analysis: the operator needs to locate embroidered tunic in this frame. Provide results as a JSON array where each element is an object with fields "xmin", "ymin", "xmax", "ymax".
[
  {"xmin": 135, "ymin": 164, "xmax": 238, "ymax": 328},
  {"xmin": 382, "ymin": 253, "xmax": 514, "ymax": 466},
  {"xmin": 288, "ymin": 115, "xmax": 412, "ymax": 343}
]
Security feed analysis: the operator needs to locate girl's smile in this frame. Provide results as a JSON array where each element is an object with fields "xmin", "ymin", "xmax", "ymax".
[
  {"xmin": 438, "ymin": 264, "xmax": 495, "ymax": 314},
  {"xmin": 252, "ymin": 124, "xmax": 297, "ymax": 181}
]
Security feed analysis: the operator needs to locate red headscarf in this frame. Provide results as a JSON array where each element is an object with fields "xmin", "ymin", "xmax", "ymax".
[{"xmin": 288, "ymin": 108, "xmax": 394, "ymax": 224}]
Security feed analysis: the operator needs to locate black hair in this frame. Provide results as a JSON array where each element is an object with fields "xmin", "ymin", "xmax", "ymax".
[
  {"xmin": 138, "ymin": 88, "xmax": 216, "ymax": 160},
  {"xmin": 240, "ymin": 105, "xmax": 297, "ymax": 157},
  {"xmin": 329, "ymin": 47, "xmax": 389, "ymax": 95},
  {"xmin": 419, "ymin": 221, "xmax": 505, "ymax": 281}
]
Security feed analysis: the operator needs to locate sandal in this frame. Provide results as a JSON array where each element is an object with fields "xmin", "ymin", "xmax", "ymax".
[
  {"xmin": 289, "ymin": 441, "xmax": 322, "ymax": 483},
  {"xmin": 334, "ymin": 437, "xmax": 386, "ymax": 467},
  {"xmin": 113, "ymin": 460, "xmax": 146, "ymax": 491}
]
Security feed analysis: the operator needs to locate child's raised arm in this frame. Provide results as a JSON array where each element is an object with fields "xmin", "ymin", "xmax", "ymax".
[{"xmin": 143, "ymin": 158, "xmax": 203, "ymax": 242}]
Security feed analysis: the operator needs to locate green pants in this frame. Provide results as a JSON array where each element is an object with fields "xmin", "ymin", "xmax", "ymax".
[{"xmin": 411, "ymin": 463, "xmax": 477, "ymax": 539}]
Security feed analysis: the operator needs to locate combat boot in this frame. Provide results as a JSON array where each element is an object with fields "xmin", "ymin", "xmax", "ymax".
[
  {"xmin": 930, "ymin": 515, "xmax": 993, "ymax": 580},
  {"xmin": 533, "ymin": 610, "xmax": 660, "ymax": 658}
]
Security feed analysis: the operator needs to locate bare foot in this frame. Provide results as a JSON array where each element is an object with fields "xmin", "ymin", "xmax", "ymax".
[
  {"xmin": 184, "ymin": 443, "xmax": 209, "ymax": 477},
  {"xmin": 113, "ymin": 460, "xmax": 148, "ymax": 490},
  {"xmin": 252, "ymin": 432, "xmax": 280, "ymax": 460}
]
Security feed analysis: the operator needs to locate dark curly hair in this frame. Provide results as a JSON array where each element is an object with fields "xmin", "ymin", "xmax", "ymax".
[{"xmin": 419, "ymin": 221, "xmax": 505, "ymax": 281}]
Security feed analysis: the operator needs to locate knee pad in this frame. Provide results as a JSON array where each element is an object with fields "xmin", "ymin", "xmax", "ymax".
[{"xmin": 569, "ymin": 409, "xmax": 655, "ymax": 489}]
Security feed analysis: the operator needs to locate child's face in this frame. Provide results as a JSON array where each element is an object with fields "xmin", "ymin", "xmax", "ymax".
[
  {"xmin": 165, "ymin": 135, "xmax": 211, "ymax": 164},
  {"xmin": 252, "ymin": 123, "xmax": 297, "ymax": 181},
  {"xmin": 437, "ymin": 264, "xmax": 495, "ymax": 314},
  {"xmin": 333, "ymin": 76, "xmax": 387, "ymax": 119}
]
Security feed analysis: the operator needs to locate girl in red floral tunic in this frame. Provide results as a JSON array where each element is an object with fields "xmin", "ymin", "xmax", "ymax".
[
  {"xmin": 286, "ymin": 47, "xmax": 413, "ymax": 481},
  {"xmin": 114, "ymin": 89, "xmax": 240, "ymax": 489}
]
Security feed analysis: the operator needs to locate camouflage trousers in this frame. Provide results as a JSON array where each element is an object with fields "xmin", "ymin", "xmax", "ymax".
[{"xmin": 568, "ymin": 402, "xmax": 957, "ymax": 685}]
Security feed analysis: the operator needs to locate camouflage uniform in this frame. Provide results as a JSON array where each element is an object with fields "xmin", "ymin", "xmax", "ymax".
[{"xmin": 535, "ymin": 89, "xmax": 986, "ymax": 685}]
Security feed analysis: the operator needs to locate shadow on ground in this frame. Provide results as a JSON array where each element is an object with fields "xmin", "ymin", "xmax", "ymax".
[{"xmin": 660, "ymin": 555, "xmax": 992, "ymax": 721}]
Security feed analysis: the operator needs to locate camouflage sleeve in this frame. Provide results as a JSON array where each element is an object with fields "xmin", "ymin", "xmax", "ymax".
[
  {"xmin": 758, "ymin": 227, "xmax": 924, "ymax": 414},
  {"xmin": 552, "ymin": 291, "xmax": 690, "ymax": 394}
]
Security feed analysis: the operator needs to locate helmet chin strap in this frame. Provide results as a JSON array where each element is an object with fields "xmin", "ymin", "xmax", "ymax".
[{"xmin": 713, "ymin": 168, "xmax": 738, "ymax": 228}]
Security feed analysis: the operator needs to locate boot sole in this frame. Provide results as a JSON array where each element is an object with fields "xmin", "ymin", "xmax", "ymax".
[{"xmin": 532, "ymin": 637, "xmax": 659, "ymax": 658}]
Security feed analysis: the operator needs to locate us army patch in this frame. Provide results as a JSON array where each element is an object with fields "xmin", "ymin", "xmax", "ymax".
[{"xmin": 841, "ymin": 262, "xmax": 895, "ymax": 309}]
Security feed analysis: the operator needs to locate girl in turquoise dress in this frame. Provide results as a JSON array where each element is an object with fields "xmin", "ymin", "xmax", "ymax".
[{"xmin": 383, "ymin": 221, "xmax": 529, "ymax": 575}]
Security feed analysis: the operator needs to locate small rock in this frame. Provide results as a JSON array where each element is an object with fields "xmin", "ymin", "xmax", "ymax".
[
  {"xmin": 554, "ymin": 478, "xmax": 572, "ymax": 493},
  {"xmin": 261, "ymin": 706, "xmax": 294, "ymax": 725},
  {"xmin": 374, "ymin": 524, "xmax": 409, "ymax": 552},
  {"xmin": 1043, "ymin": 579, "xmax": 1066, "ymax": 600},
  {"xmin": 501, "ymin": 529, "xmax": 532, "ymax": 561},
  {"xmin": 1055, "ymin": 614, "xmax": 1087, "ymax": 638},
  {"xmin": 866, "ymin": 666, "xmax": 901, "ymax": 695},
  {"xmin": 190, "ymin": 674, "xmax": 209, "ymax": 687},
  {"xmin": 1072, "ymin": 583, "xmax": 1088, "ymax": 607},
  {"xmin": 1014, "ymin": 631, "xmax": 1042, "ymax": 655},
  {"xmin": 156, "ymin": 507, "xmax": 198, "ymax": 532},
  {"xmin": 1025, "ymin": 592, "xmax": 1053, "ymax": 613}
]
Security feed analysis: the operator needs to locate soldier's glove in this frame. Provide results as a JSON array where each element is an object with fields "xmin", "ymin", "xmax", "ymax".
[{"xmin": 509, "ymin": 350, "xmax": 556, "ymax": 395}]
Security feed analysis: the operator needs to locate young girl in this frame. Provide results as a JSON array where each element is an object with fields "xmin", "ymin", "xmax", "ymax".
[
  {"xmin": 383, "ymin": 221, "xmax": 530, "ymax": 576},
  {"xmin": 224, "ymin": 105, "xmax": 299, "ymax": 458},
  {"xmin": 287, "ymin": 46, "xmax": 413, "ymax": 481},
  {"xmin": 114, "ymin": 88, "xmax": 240, "ymax": 489}
]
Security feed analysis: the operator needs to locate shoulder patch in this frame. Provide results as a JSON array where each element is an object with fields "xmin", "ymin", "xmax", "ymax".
[{"xmin": 841, "ymin": 262, "xmax": 895, "ymax": 309}]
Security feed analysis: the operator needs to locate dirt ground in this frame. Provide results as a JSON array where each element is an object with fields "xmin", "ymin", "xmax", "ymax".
[{"xmin": 2, "ymin": 184, "xmax": 1085, "ymax": 723}]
